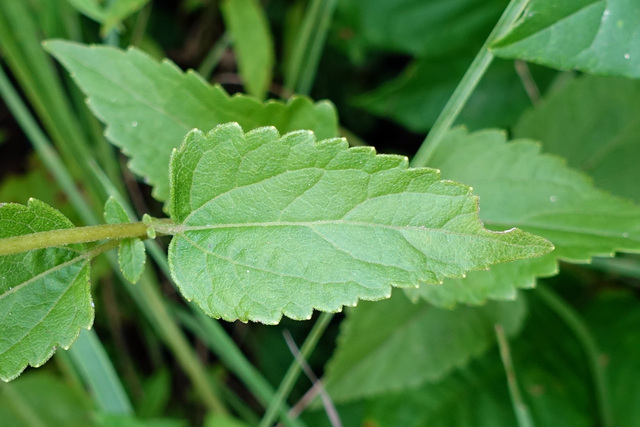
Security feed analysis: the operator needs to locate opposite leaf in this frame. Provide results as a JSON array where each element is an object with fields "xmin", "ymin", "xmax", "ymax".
[
  {"xmin": 44, "ymin": 40, "xmax": 338, "ymax": 203},
  {"xmin": 166, "ymin": 123, "xmax": 552, "ymax": 324},
  {"xmin": 104, "ymin": 197, "xmax": 146, "ymax": 284},
  {"xmin": 0, "ymin": 199, "xmax": 93, "ymax": 381},
  {"xmin": 413, "ymin": 127, "xmax": 640, "ymax": 307},
  {"xmin": 491, "ymin": 0, "xmax": 640, "ymax": 78}
]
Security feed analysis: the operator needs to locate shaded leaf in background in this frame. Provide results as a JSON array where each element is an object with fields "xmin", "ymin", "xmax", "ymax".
[
  {"xmin": 323, "ymin": 291, "xmax": 527, "ymax": 402},
  {"xmin": 585, "ymin": 291, "xmax": 640, "ymax": 426},
  {"xmin": 65, "ymin": 0, "xmax": 106, "ymax": 22},
  {"xmin": 44, "ymin": 41, "xmax": 338, "ymax": 202},
  {"xmin": 0, "ymin": 199, "xmax": 93, "ymax": 381},
  {"xmin": 221, "ymin": 0, "xmax": 275, "ymax": 100},
  {"xmin": 355, "ymin": 57, "xmax": 546, "ymax": 132},
  {"xmin": 492, "ymin": 0, "xmax": 640, "ymax": 78},
  {"xmin": 309, "ymin": 291, "xmax": 593, "ymax": 427},
  {"xmin": 335, "ymin": 0, "xmax": 507, "ymax": 58},
  {"xmin": 104, "ymin": 197, "xmax": 146, "ymax": 284},
  {"xmin": 515, "ymin": 75, "xmax": 640, "ymax": 203},
  {"xmin": 0, "ymin": 372, "xmax": 93, "ymax": 426},
  {"xmin": 167, "ymin": 123, "xmax": 552, "ymax": 323},
  {"xmin": 412, "ymin": 127, "xmax": 640, "ymax": 307}
]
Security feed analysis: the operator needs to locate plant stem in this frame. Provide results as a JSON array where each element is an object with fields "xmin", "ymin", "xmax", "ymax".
[
  {"xmin": 259, "ymin": 312, "xmax": 334, "ymax": 427},
  {"xmin": 536, "ymin": 285, "xmax": 613, "ymax": 427},
  {"xmin": 495, "ymin": 324, "xmax": 534, "ymax": 427},
  {"xmin": 410, "ymin": 0, "xmax": 530, "ymax": 168},
  {"xmin": 0, "ymin": 222, "xmax": 153, "ymax": 256},
  {"xmin": 284, "ymin": 0, "xmax": 338, "ymax": 95}
]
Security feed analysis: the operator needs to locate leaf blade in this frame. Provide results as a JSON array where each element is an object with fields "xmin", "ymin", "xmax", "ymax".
[
  {"xmin": 167, "ymin": 123, "xmax": 552, "ymax": 323},
  {"xmin": 43, "ymin": 40, "xmax": 338, "ymax": 202},
  {"xmin": 491, "ymin": 0, "xmax": 640, "ymax": 78},
  {"xmin": 0, "ymin": 199, "xmax": 93, "ymax": 381}
]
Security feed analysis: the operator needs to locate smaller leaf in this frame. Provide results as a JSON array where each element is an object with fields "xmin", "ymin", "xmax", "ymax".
[
  {"xmin": 104, "ymin": 197, "xmax": 145, "ymax": 284},
  {"xmin": 0, "ymin": 199, "xmax": 93, "ymax": 381},
  {"xmin": 221, "ymin": 0, "xmax": 275, "ymax": 100},
  {"xmin": 167, "ymin": 123, "xmax": 552, "ymax": 324}
]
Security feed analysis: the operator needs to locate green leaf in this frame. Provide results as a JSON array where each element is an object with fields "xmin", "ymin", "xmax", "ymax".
[
  {"xmin": 43, "ymin": 40, "xmax": 338, "ymax": 203},
  {"xmin": 414, "ymin": 127, "xmax": 640, "ymax": 306},
  {"xmin": 104, "ymin": 197, "xmax": 145, "ymax": 284},
  {"xmin": 0, "ymin": 372, "xmax": 94, "ymax": 426},
  {"xmin": 335, "ymin": 0, "xmax": 508, "ymax": 58},
  {"xmin": 514, "ymin": 75, "xmax": 640, "ymax": 203},
  {"xmin": 166, "ymin": 123, "xmax": 552, "ymax": 324},
  {"xmin": 323, "ymin": 291, "xmax": 527, "ymax": 402},
  {"xmin": 102, "ymin": 0, "xmax": 151, "ymax": 36},
  {"xmin": 491, "ymin": 0, "xmax": 640, "ymax": 78},
  {"xmin": 221, "ymin": 0, "xmax": 274, "ymax": 100},
  {"xmin": 355, "ymin": 57, "xmax": 549, "ymax": 132},
  {"xmin": 0, "ymin": 199, "xmax": 93, "ymax": 381}
]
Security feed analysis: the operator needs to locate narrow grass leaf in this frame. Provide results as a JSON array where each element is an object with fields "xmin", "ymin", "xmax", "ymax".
[
  {"xmin": 44, "ymin": 41, "xmax": 338, "ymax": 202},
  {"xmin": 167, "ymin": 123, "xmax": 552, "ymax": 324},
  {"xmin": 0, "ymin": 199, "xmax": 93, "ymax": 381}
]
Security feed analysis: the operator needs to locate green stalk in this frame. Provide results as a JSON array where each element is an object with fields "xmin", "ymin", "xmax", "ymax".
[
  {"xmin": 198, "ymin": 33, "xmax": 232, "ymax": 80},
  {"xmin": 284, "ymin": 0, "xmax": 338, "ymax": 95},
  {"xmin": 259, "ymin": 312, "xmax": 334, "ymax": 427},
  {"xmin": 0, "ymin": 382, "xmax": 49, "ymax": 427},
  {"xmin": 495, "ymin": 324, "xmax": 534, "ymax": 427},
  {"xmin": 0, "ymin": 222, "xmax": 152, "ymax": 256},
  {"xmin": 536, "ymin": 286, "xmax": 613, "ymax": 427},
  {"xmin": 410, "ymin": 0, "xmax": 530, "ymax": 168}
]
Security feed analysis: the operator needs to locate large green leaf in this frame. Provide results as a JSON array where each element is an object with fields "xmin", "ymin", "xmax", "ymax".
[
  {"xmin": 166, "ymin": 123, "xmax": 552, "ymax": 324},
  {"xmin": 323, "ymin": 291, "xmax": 527, "ymax": 402},
  {"xmin": 0, "ymin": 199, "xmax": 93, "ymax": 381},
  {"xmin": 221, "ymin": 0, "xmax": 274, "ymax": 100},
  {"xmin": 413, "ymin": 127, "xmax": 640, "ymax": 306},
  {"xmin": 491, "ymin": 0, "xmax": 640, "ymax": 78},
  {"xmin": 44, "ymin": 41, "xmax": 338, "ymax": 202},
  {"xmin": 514, "ymin": 75, "xmax": 640, "ymax": 203}
]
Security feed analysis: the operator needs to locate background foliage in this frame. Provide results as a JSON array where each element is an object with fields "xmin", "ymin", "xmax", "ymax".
[{"xmin": 1, "ymin": 0, "xmax": 640, "ymax": 426}]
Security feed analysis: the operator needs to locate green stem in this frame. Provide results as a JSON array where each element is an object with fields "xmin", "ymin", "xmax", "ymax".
[
  {"xmin": 495, "ymin": 324, "xmax": 534, "ymax": 427},
  {"xmin": 410, "ymin": 0, "xmax": 530, "ymax": 168},
  {"xmin": 284, "ymin": 0, "xmax": 337, "ymax": 95},
  {"xmin": 536, "ymin": 286, "xmax": 613, "ymax": 427},
  {"xmin": 259, "ymin": 312, "xmax": 334, "ymax": 427},
  {"xmin": 0, "ymin": 222, "xmax": 153, "ymax": 256}
]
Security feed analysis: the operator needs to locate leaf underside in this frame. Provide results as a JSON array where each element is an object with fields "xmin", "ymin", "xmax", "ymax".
[
  {"xmin": 167, "ymin": 123, "xmax": 552, "ymax": 324},
  {"xmin": 44, "ymin": 40, "xmax": 338, "ymax": 203},
  {"xmin": 0, "ymin": 199, "xmax": 93, "ymax": 381}
]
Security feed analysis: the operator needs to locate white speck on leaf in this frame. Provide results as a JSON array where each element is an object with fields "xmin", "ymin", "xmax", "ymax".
[
  {"xmin": 131, "ymin": 121, "xmax": 138, "ymax": 127},
  {"xmin": 623, "ymin": 232, "xmax": 630, "ymax": 238},
  {"xmin": 550, "ymin": 196, "xmax": 557, "ymax": 202},
  {"xmin": 624, "ymin": 53, "xmax": 630, "ymax": 60}
]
